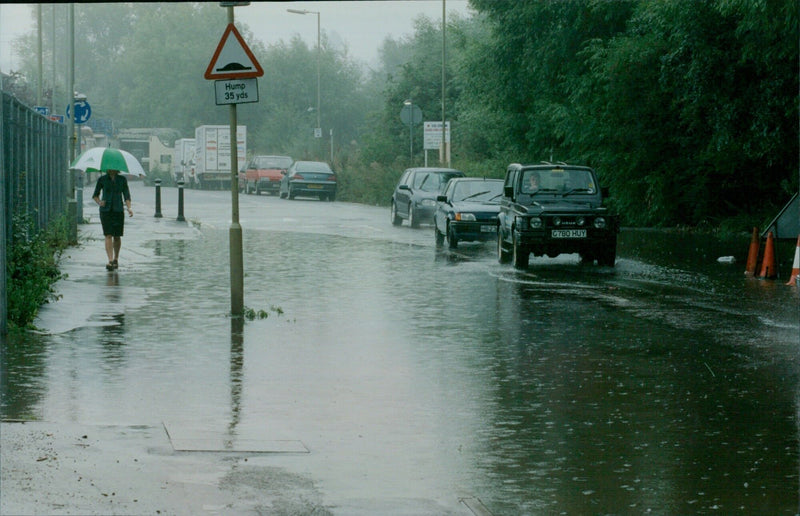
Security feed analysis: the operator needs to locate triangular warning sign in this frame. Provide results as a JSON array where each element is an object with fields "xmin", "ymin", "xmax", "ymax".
[{"xmin": 205, "ymin": 23, "xmax": 264, "ymax": 80}]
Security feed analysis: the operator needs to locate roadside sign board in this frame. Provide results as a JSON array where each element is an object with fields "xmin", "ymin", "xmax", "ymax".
[
  {"xmin": 424, "ymin": 121, "xmax": 450, "ymax": 150},
  {"xmin": 205, "ymin": 23, "xmax": 264, "ymax": 80},
  {"xmin": 34, "ymin": 106, "xmax": 50, "ymax": 116},
  {"xmin": 66, "ymin": 100, "xmax": 92, "ymax": 124},
  {"xmin": 400, "ymin": 104, "xmax": 423, "ymax": 127},
  {"xmin": 214, "ymin": 78, "xmax": 259, "ymax": 105}
]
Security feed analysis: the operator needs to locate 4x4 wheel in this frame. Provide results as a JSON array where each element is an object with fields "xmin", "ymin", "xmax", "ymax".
[
  {"xmin": 512, "ymin": 233, "xmax": 529, "ymax": 269},
  {"xmin": 597, "ymin": 238, "xmax": 617, "ymax": 267}
]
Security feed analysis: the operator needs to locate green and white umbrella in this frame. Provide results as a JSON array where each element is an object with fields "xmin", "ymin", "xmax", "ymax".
[{"xmin": 70, "ymin": 147, "xmax": 145, "ymax": 176}]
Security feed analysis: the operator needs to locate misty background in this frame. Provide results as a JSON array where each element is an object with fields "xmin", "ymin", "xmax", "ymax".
[{"xmin": 1, "ymin": 1, "xmax": 797, "ymax": 229}]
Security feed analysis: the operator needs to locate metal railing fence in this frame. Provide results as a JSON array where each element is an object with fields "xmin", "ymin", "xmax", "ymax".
[{"xmin": 1, "ymin": 91, "xmax": 69, "ymax": 334}]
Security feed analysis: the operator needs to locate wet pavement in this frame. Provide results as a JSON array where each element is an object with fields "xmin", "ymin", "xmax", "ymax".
[{"xmin": 2, "ymin": 181, "xmax": 799, "ymax": 515}]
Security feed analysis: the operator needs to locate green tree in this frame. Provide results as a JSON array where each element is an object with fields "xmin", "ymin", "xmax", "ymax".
[{"xmin": 575, "ymin": 0, "xmax": 798, "ymax": 225}]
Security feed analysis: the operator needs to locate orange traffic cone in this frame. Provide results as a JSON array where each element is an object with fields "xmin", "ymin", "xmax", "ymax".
[
  {"xmin": 786, "ymin": 236, "xmax": 800, "ymax": 286},
  {"xmin": 744, "ymin": 227, "xmax": 759, "ymax": 276},
  {"xmin": 757, "ymin": 231, "xmax": 777, "ymax": 279}
]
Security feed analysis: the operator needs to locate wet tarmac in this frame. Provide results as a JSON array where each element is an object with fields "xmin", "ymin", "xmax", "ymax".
[{"xmin": 2, "ymin": 182, "xmax": 799, "ymax": 515}]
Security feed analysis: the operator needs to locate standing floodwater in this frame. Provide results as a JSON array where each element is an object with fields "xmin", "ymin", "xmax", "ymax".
[{"xmin": 2, "ymin": 184, "xmax": 798, "ymax": 514}]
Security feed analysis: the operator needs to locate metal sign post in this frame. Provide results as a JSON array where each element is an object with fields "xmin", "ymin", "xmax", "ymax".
[
  {"xmin": 400, "ymin": 101, "xmax": 423, "ymax": 165},
  {"xmin": 206, "ymin": 3, "xmax": 262, "ymax": 317}
]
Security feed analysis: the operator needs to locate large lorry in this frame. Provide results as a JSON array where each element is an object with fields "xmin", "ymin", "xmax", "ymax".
[
  {"xmin": 172, "ymin": 138, "xmax": 196, "ymax": 185},
  {"xmin": 194, "ymin": 125, "xmax": 247, "ymax": 190}
]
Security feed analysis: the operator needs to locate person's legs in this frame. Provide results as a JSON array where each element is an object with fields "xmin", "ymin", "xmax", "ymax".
[
  {"xmin": 113, "ymin": 237, "xmax": 122, "ymax": 263},
  {"xmin": 104, "ymin": 235, "xmax": 114, "ymax": 262}
]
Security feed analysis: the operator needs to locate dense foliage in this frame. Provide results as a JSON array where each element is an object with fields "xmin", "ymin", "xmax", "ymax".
[
  {"xmin": 10, "ymin": 1, "xmax": 798, "ymax": 229},
  {"xmin": 6, "ymin": 209, "xmax": 69, "ymax": 331},
  {"xmin": 458, "ymin": 0, "xmax": 798, "ymax": 227}
]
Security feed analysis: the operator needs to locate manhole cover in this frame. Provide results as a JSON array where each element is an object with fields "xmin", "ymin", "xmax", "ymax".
[{"xmin": 163, "ymin": 421, "xmax": 308, "ymax": 453}]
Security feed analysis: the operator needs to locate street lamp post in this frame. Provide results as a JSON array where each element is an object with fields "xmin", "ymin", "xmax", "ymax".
[
  {"xmin": 287, "ymin": 8, "xmax": 321, "ymax": 153},
  {"xmin": 404, "ymin": 99, "xmax": 413, "ymax": 163}
]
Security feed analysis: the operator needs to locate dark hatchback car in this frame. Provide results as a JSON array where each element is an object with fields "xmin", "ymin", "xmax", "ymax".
[
  {"xmin": 279, "ymin": 160, "xmax": 337, "ymax": 201},
  {"xmin": 390, "ymin": 167, "xmax": 465, "ymax": 228},
  {"xmin": 434, "ymin": 178, "xmax": 504, "ymax": 249}
]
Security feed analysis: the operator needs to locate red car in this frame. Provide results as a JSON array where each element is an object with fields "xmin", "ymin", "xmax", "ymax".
[{"xmin": 241, "ymin": 155, "xmax": 293, "ymax": 195}]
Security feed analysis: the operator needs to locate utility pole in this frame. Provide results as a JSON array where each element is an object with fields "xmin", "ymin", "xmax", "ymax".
[
  {"xmin": 441, "ymin": 0, "xmax": 447, "ymax": 165},
  {"xmin": 37, "ymin": 5, "xmax": 42, "ymax": 106}
]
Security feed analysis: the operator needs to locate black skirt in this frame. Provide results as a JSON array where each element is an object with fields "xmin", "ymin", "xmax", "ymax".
[{"xmin": 99, "ymin": 210, "xmax": 125, "ymax": 237}]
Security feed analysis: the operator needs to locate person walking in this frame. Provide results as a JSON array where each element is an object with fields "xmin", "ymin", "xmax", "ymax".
[{"xmin": 92, "ymin": 168, "xmax": 133, "ymax": 271}]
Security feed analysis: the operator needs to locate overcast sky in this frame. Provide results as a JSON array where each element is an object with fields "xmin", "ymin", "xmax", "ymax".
[{"xmin": 0, "ymin": 1, "xmax": 472, "ymax": 72}]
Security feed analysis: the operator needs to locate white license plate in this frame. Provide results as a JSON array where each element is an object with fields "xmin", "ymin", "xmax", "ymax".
[
  {"xmin": 481, "ymin": 225, "xmax": 497, "ymax": 233},
  {"xmin": 308, "ymin": 184, "xmax": 323, "ymax": 189},
  {"xmin": 551, "ymin": 229, "xmax": 586, "ymax": 238}
]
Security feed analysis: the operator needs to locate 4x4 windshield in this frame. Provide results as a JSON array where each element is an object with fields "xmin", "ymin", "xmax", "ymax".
[{"xmin": 521, "ymin": 169, "xmax": 595, "ymax": 195}]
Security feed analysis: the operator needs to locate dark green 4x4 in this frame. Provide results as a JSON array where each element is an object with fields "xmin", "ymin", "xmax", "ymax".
[{"xmin": 497, "ymin": 163, "xmax": 619, "ymax": 268}]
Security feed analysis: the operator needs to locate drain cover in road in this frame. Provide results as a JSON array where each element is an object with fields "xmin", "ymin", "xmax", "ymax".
[{"xmin": 163, "ymin": 421, "xmax": 308, "ymax": 453}]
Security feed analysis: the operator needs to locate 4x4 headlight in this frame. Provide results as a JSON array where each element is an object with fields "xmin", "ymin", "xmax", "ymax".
[
  {"xmin": 455, "ymin": 213, "xmax": 476, "ymax": 221},
  {"xmin": 517, "ymin": 216, "xmax": 542, "ymax": 230},
  {"xmin": 420, "ymin": 199, "xmax": 436, "ymax": 207},
  {"xmin": 593, "ymin": 217, "xmax": 607, "ymax": 229}
]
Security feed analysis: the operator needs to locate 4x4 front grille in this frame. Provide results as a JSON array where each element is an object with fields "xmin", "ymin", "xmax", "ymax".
[{"xmin": 542, "ymin": 215, "xmax": 590, "ymax": 228}]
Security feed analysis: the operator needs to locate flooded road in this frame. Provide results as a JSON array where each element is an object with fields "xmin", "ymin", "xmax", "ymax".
[{"xmin": 2, "ymin": 183, "xmax": 799, "ymax": 514}]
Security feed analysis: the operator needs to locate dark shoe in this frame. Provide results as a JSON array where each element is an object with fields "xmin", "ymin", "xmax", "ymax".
[
  {"xmin": 106, "ymin": 262, "xmax": 114, "ymax": 271},
  {"xmin": 112, "ymin": 259, "xmax": 118, "ymax": 269}
]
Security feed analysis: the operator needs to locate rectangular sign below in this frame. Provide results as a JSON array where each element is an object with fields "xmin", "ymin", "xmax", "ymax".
[
  {"xmin": 214, "ymin": 78, "xmax": 259, "ymax": 105},
  {"xmin": 423, "ymin": 121, "xmax": 450, "ymax": 150}
]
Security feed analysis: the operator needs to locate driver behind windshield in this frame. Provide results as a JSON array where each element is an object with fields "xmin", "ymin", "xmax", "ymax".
[{"xmin": 524, "ymin": 172, "xmax": 541, "ymax": 193}]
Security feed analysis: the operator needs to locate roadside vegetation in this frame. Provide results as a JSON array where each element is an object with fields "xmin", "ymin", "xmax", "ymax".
[
  {"xmin": 6, "ymin": 209, "xmax": 70, "ymax": 331},
  {"xmin": 7, "ymin": 1, "xmax": 798, "ymax": 230}
]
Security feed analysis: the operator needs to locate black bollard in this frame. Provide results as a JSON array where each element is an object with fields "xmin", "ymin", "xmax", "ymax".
[
  {"xmin": 177, "ymin": 180, "xmax": 186, "ymax": 222},
  {"xmin": 154, "ymin": 178, "xmax": 163, "ymax": 218}
]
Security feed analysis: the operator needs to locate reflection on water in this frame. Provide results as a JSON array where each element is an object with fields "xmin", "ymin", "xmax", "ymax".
[
  {"xmin": 0, "ymin": 332, "xmax": 48, "ymax": 420},
  {"xmin": 228, "ymin": 317, "xmax": 244, "ymax": 448},
  {"xmin": 470, "ymin": 275, "xmax": 798, "ymax": 513},
  {"xmin": 99, "ymin": 271, "xmax": 127, "ymax": 371},
  {"xmin": 1, "ymin": 227, "xmax": 797, "ymax": 513}
]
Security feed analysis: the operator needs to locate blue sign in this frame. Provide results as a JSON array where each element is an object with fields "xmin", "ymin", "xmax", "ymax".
[
  {"xmin": 87, "ymin": 117, "xmax": 113, "ymax": 136},
  {"xmin": 34, "ymin": 106, "xmax": 50, "ymax": 116},
  {"xmin": 66, "ymin": 101, "xmax": 92, "ymax": 124}
]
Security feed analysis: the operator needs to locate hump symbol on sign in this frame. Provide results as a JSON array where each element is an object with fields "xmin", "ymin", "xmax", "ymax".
[{"xmin": 217, "ymin": 62, "xmax": 252, "ymax": 72}]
